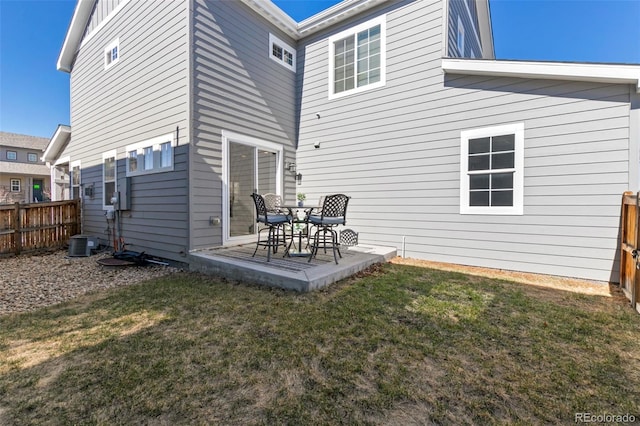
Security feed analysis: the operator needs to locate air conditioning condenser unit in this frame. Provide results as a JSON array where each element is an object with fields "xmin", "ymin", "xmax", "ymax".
[{"xmin": 68, "ymin": 235, "xmax": 99, "ymax": 257}]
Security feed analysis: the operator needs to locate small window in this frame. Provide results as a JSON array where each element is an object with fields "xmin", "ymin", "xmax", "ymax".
[
  {"xmin": 104, "ymin": 38, "xmax": 120, "ymax": 69},
  {"xmin": 460, "ymin": 123, "xmax": 524, "ymax": 215},
  {"xmin": 10, "ymin": 179, "xmax": 20, "ymax": 192},
  {"xmin": 103, "ymin": 150, "xmax": 117, "ymax": 210},
  {"xmin": 457, "ymin": 16, "xmax": 465, "ymax": 57},
  {"xmin": 269, "ymin": 33, "xmax": 296, "ymax": 72},
  {"xmin": 328, "ymin": 15, "xmax": 386, "ymax": 99},
  {"xmin": 28, "ymin": 153, "xmax": 38, "ymax": 162},
  {"xmin": 6, "ymin": 151, "xmax": 17, "ymax": 160},
  {"xmin": 71, "ymin": 161, "xmax": 81, "ymax": 200},
  {"xmin": 126, "ymin": 133, "xmax": 175, "ymax": 177}
]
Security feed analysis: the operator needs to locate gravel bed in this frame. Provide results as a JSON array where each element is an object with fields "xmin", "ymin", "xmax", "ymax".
[{"xmin": 0, "ymin": 250, "xmax": 181, "ymax": 315}]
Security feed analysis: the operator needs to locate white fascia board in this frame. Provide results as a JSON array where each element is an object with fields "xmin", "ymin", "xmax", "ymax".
[
  {"xmin": 57, "ymin": 0, "xmax": 95, "ymax": 73},
  {"xmin": 43, "ymin": 125, "xmax": 71, "ymax": 163},
  {"xmin": 442, "ymin": 58, "xmax": 640, "ymax": 93},
  {"xmin": 297, "ymin": 0, "xmax": 388, "ymax": 37},
  {"xmin": 241, "ymin": 0, "xmax": 389, "ymax": 40},
  {"xmin": 239, "ymin": 0, "xmax": 299, "ymax": 39}
]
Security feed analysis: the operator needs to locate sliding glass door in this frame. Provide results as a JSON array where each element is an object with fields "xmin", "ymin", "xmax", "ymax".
[{"xmin": 224, "ymin": 131, "xmax": 282, "ymax": 242}]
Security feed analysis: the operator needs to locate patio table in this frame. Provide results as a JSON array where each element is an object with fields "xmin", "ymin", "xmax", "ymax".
[{"xmin": 281, "ymin": 204, "xmax": 318, "ymax": 257}]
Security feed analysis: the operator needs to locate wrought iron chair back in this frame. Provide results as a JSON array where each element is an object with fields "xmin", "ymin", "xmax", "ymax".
[
  {"xmin": 319, "ymin": 193, "xmax": 349, "ymax": 222},
  {"xmin": 263, "ymin": 193, "xmax": 282, "ymax": 213}
]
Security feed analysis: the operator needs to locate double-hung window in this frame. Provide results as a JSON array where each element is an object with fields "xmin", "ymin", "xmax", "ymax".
[
  {"xmin": 460, "ymin": 123, "xmax": 524, "ymax": 215},
  {"xmin": 103, "ymin": 150, "xmax": 117, "ymax": 210},
  {"xmin": 269, "ymin": 33, "xmax": 295, "ymax": 72},
  {"xmin": 328, "ymin": 15, "xmax": 386, "ymax": 99},
  {"xmin": 126, "ymin": 133, "xmax": 174, "ymax": 177},
  {"xmin": 71, "ymin": 161, "xmax": 81, "ymax": 199}
]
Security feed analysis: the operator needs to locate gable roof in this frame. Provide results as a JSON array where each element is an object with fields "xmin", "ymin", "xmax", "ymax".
[
  {"xmin": 57, "ymin": 0, "xmax": 390, "ymax": 73},
  {"xmin": 42, "ymin": 125, "xmax": 72, "ymax": 163},
  {"xmin": 0, "ymin": 132, "xmax": 49, "ymax": 150}
]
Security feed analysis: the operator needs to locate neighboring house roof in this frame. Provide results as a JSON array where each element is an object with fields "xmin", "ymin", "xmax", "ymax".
[
  {"xmin": 441, "ymin": 58, "xmax": 640, "ymax": 93},
  {"xmin": 0, "ymin": 131, "xmax": 49, "ymax": 150},
  {"xmin": 57, "ymin": 0, "xmax": 391, "ymax": 72},
  {"xmin": 0, "ymin": 161, "xmax": 50, "ymax": 176},
  {"xmin": 43, "ymin": 125, "xmax": 72, "ymax": 163}
]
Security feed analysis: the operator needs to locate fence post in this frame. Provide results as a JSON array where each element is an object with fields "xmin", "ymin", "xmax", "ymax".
[{"xmin": 13, "ymin": 202, "xmax": 21, "ymax": 255}]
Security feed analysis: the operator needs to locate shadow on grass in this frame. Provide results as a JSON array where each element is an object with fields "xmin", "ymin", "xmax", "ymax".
[{"xmin": 1, "ymin": 265, "xmax": 639, "ymax": 425}]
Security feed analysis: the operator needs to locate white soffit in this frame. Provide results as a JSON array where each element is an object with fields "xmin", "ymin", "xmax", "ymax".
[
  {"xmin": 442, "ymin": 58, "xmax": 640, "ymax": 93},
  {"xmin": 43, "ymin": 125, "xmax": 71, "ymax": 163},
  {"xmin": 57, "ymin": 0, "xmax": 94, "ymax": 72}
]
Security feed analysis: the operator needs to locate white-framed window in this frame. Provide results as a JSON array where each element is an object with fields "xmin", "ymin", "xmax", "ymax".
[
  {"xmin": 10, "ymin": 179, "xmax": 20, "ymax": 192},
  {"xmin": 460, "ymin": 123, "xmax": 524, "ymax": 215},
  {"xmin": 125, "ymin": 133, "xmax": 175, "ymax": 177},
  {"xmin": 328, "ymin": 15, "xmax": 386, "ymax": 99},
  {"xmin": 104, "ymin": 38, "xmax": 120, "ymax": 69},
  {"xmin": 269, "ymin": 33, "xmax": 296, "ymax": 72},
  {"xmin": 71, "ymin": 160, "xmax": 81, "ymax": 200},
  {"xmin": 457, "ymin": 15, "xmax": 465, "ymax": 56},
  {"xmin": 27, "ymin": 153, "xmax": 38, "ymax": 162},
  {"xmin": 102, "ymin": 150, "xmax": 117, "ymax": 210},
  {"xmin": 6, "ymin": 151, "xmax": 17, "ymax": 160}
]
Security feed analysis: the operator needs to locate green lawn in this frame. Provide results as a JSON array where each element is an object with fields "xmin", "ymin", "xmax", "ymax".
[{"xmin": 1, "ymin": 263, "xmax": 639, "ymax": 425}]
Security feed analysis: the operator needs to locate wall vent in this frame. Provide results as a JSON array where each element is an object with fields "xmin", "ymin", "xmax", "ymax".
[{"xmin": 68, "ymin": 235, "xmax": 99, "ymax": 257}]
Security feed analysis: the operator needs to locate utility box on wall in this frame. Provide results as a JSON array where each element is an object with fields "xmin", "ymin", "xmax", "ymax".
[{"xmin": 116, "ymin": 177, "xmax": 132, "ymax": 210}]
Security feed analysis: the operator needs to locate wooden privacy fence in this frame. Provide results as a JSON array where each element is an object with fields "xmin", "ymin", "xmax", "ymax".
[
  {"xmin": 620, "ymin": 191, "xmax": 640, "ymax": 313},
  {"xmin": 0, "ymin": 200, "xmax": 81, "ymax": 256}
]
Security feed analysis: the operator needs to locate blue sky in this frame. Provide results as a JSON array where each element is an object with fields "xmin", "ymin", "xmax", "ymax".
[{"xmin": 0, "ymin": 0, "xmax": 639, "ymax": 139}]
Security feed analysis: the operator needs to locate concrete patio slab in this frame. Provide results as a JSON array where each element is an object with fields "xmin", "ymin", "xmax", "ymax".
[{"xmin": 189, "ymin": 243, "xmax": 397, "ymax": 292}]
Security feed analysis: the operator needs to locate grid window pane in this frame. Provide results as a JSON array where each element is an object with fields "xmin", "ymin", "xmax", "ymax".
[
  {"xmin": 493, "ymin": 134, "xmax": 515, "ymax": 152},
  {"xmin": 333, "ymin": 23, "xmax": 381, "ymax": 94},
  {"xmin": 470, "ymin": 191, "xmax": 489, "ymax": 206},
  {"xmin": 491, "ymin": 172, "xmax": 513, "ymax": 189},
  {"xmin": 470, "ymin": 174, "xmax": 489, "ymax": 190},
  {"xmin": 469, "ymin": 137, "xmax": 490, "ymax": 154},
  {"xmin": 144, "ymin": 147, "xmax": 154, "ymax": 170},
  {"xmin": 161, "ymin": 142, "xmax": 171, "ymax": 168},
  {"xmin": 128, "ymin": 151, "xmax": 138, "ymax": 172},
  {"xmin": 469, "ymin": 154, "xmax": 490, "ymax": 171},
  {"xmin": 491, "ymin": 190, "xmax": 513, "ymax": 206},
  {"xmin": 492, "ymin": 152, "xmax": 514, "ymax": 169},
  {"xmin": 104, "ymin": 182, "xmax": 115, "ymax": 206},
  {"xmin": 104, "ymin": 157, "xmax": 115, "ymax": 181},
  {"xmin": 272, "ymin": 44, "xmax": 283, "ymax": 60}
]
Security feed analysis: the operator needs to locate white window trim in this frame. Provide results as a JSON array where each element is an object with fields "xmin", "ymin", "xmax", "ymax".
[
  {"xmin": 10, "ymin": 178, "xmax": 21, "ymax": 192},
  {"xmin": 328, "ymin": 14, "xmax": 386, "ymax": 100},
  {"xmin": 457, "ymin": 15, "xmax": 465, "ymax": 57},
  {"xmin": 125, "ymin": 133, "xmax": 175, "ymax": 177},
  {"xmin": 102, "ymin": 150, "xmax": 117, "ymax": 210},
  {"xmin": 104, "ymin": 38, "xmax": 120, "ymax": 70},
  {"xmin": 460, "ymin": 123, "xmax": 524, "ymax": 215},
  {"xmin": 71, "ymin": 160, "xmax": 81, "ymax": 200},
  {"xmin": 269, "ymin": 33, "xmax": 296, "ymax": 72},
  {"xmin": 221, "ymin": 130, "xmax": 283, "ymax": 245}
]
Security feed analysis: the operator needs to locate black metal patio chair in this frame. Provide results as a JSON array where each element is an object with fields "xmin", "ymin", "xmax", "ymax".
[
  {"xmin": 251, "ymin": 193, "xmax": 291, "ymax": 262},
  {"xmin": 307, "ymin": 194, "xmax": 350, "ymax": 264}
]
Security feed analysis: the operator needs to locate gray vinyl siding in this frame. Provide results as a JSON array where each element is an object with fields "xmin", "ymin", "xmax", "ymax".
[
  {"xmin": 297, "ymin": 0, "xmax": 631, "ymax": 282},
  {"xmin": 447, "ymin": 0, "xmax": 482, "ymax": 58},
  {"xmin": 83, "ymin": 0, "xmax": 126, "ymax": 40},
  {"xmin": 62, "ymin": 0, "xmax": 190, "ymax": 263},
  {"xmin": 190, "ymin": 0, "xmax": 297, "ymax": 250}
]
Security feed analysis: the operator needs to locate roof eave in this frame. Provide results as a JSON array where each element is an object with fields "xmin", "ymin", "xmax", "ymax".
[
  {"xmin": 442, "ymin": 58, "xmax": 640, "ymax": 93},
  {"xmin": 57, "ymin": 0, "xmax": 94, "ymax": 73},
  {"xmin": 43, "ymin": 125, "xmax": 72, "ymax": 163}
]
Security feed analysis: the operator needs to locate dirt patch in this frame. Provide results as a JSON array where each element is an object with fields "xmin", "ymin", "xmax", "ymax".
[{"xmin": 390, "ymin": 257, "xmax": 618, "ymax": 298}]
